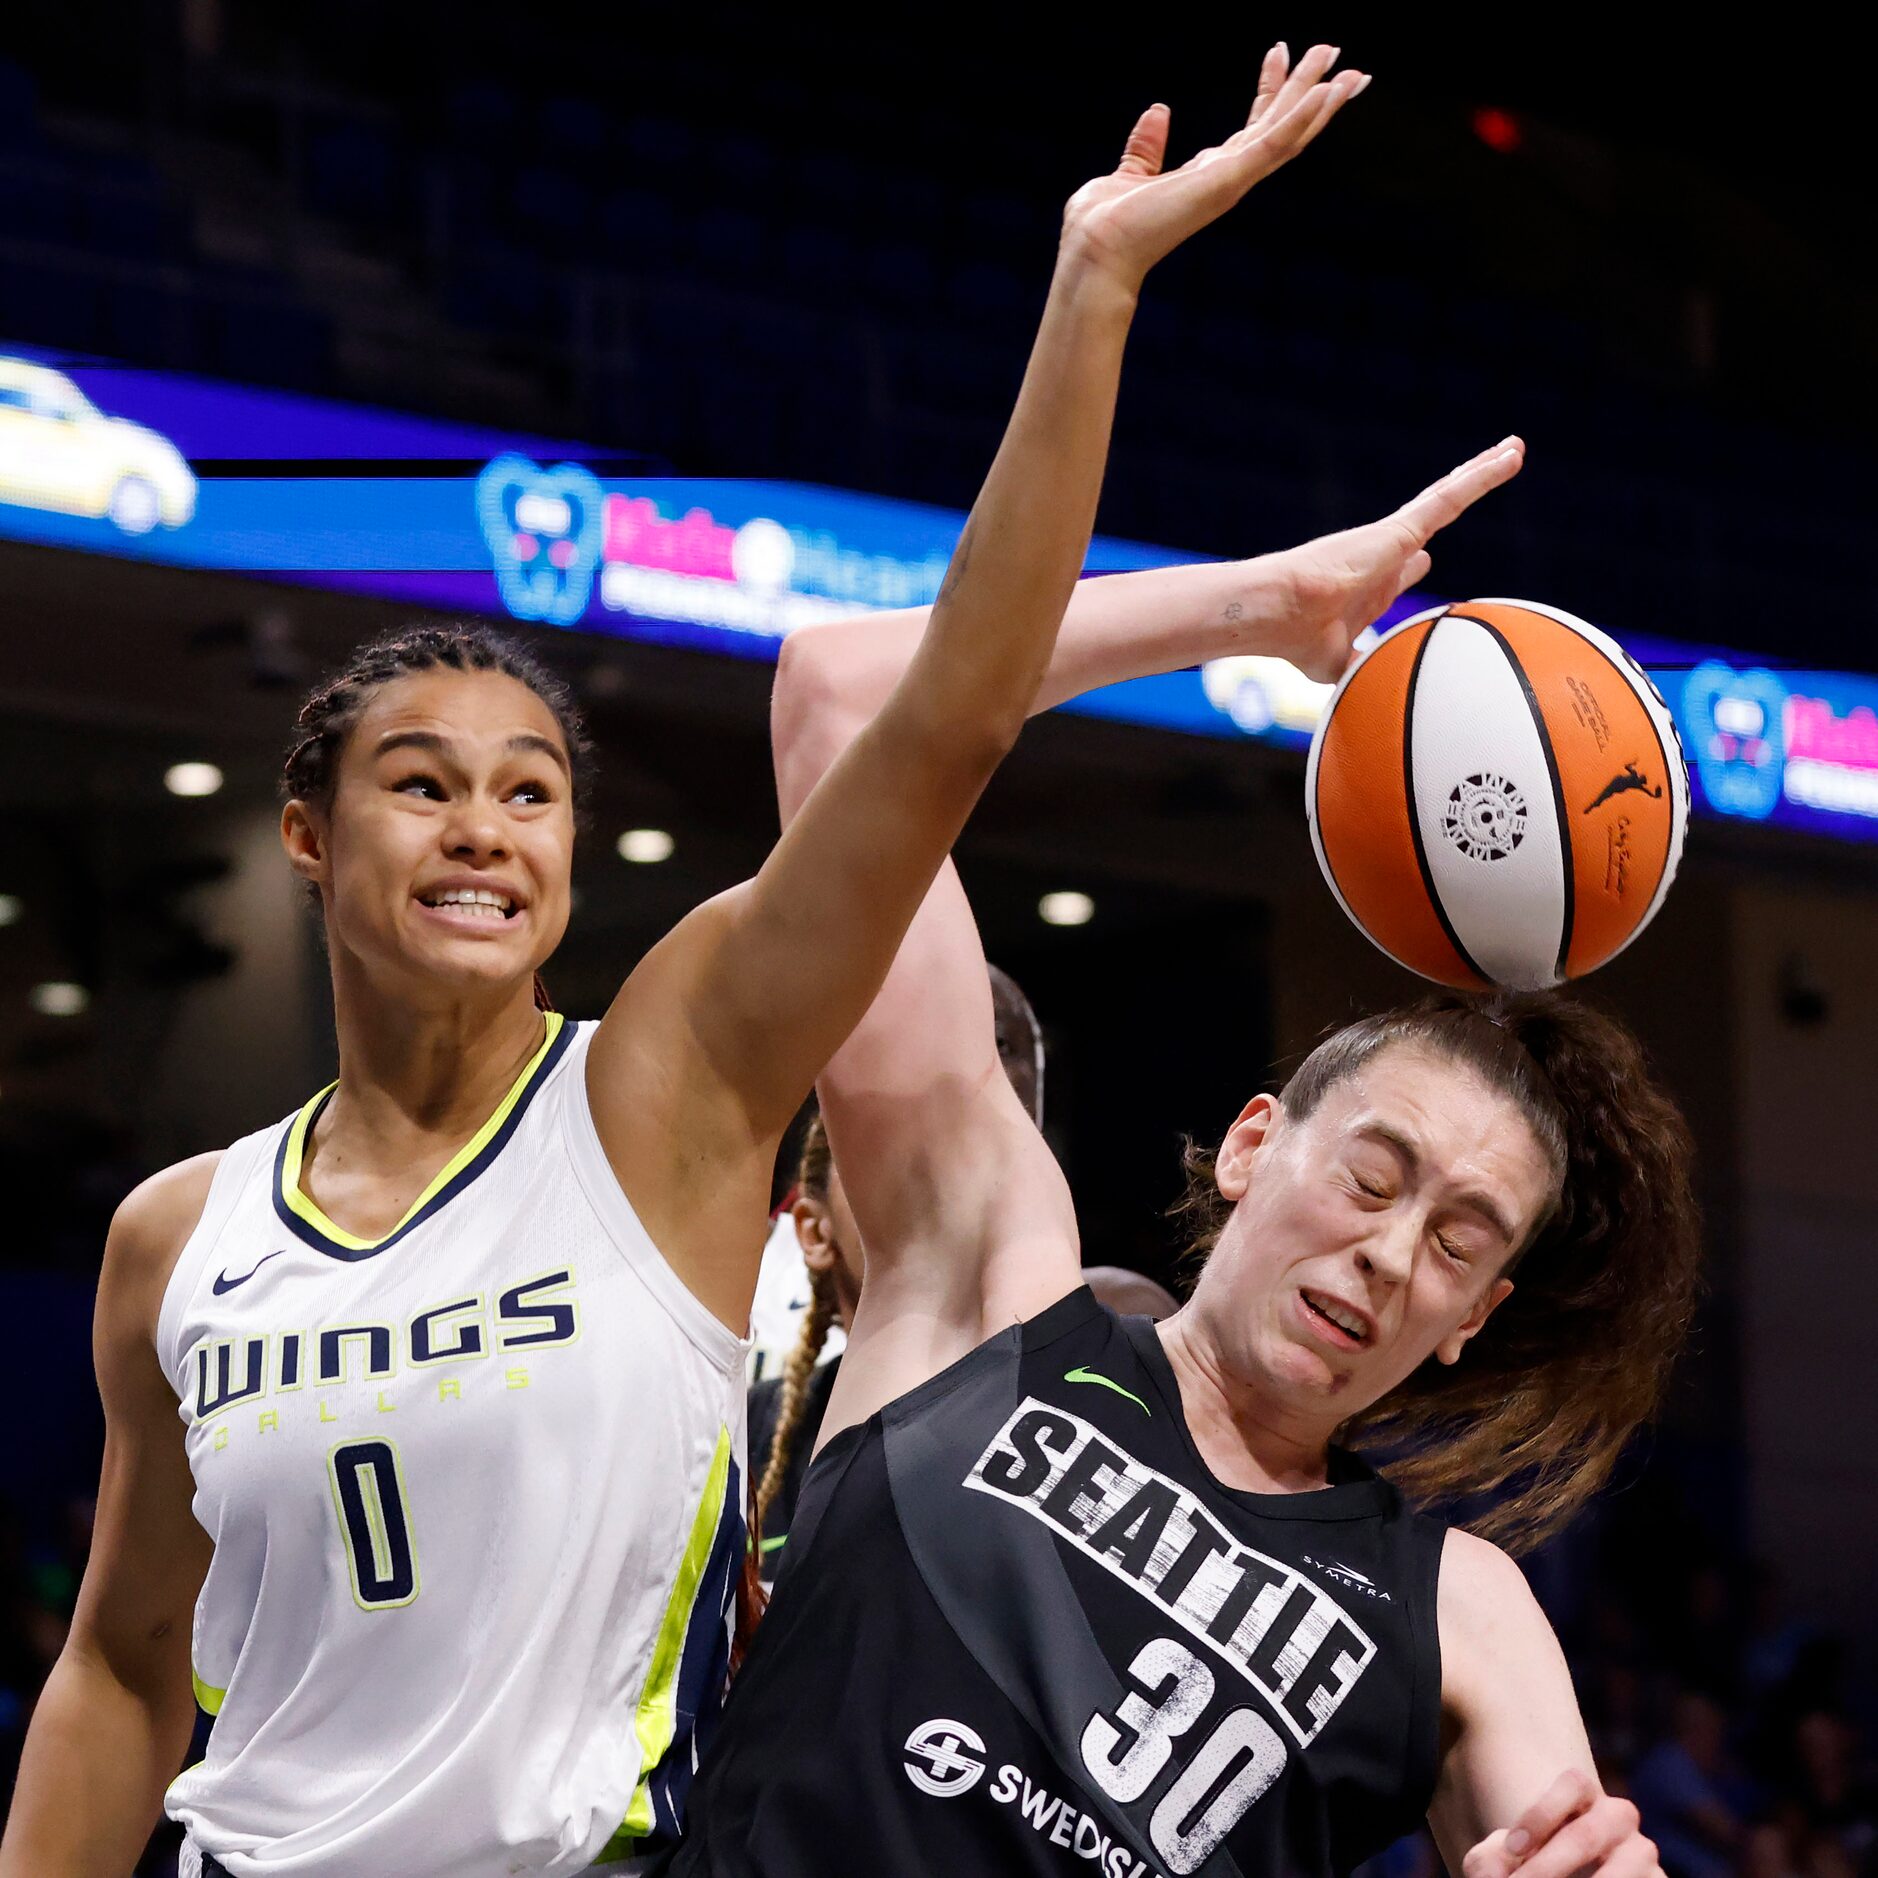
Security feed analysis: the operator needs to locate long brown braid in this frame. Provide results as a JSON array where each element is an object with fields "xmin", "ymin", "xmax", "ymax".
[{"xmin": 754, "ymin": 1116, "xmax": 839, "ymax": 1539}]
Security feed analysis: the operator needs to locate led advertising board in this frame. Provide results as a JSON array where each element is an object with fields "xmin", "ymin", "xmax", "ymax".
[{"xmin": 3, "ymin": 340, "xmax": 1875, "ymax": 845}]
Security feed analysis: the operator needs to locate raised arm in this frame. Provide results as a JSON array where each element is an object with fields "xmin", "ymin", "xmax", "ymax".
[
  {"xmin": 771, "ymin": 440, "xmax": 1526, "ymax": 1441},
  {"xmin": 593, "ymin": 45, "xmax": 1367, "ymax": 1327},
  {"xmin": 778, "ymin": 434, "xmax": 1527, "ymax": 724},
  {"xmin": 778, "ymin": 835, "xmax": 1079, "ymax": 1447}
]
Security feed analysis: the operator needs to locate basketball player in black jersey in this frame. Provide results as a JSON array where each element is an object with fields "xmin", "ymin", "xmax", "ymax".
[{"xmin": 664, "ymin": 79, "xmax": 1698, "ymax": 1878}]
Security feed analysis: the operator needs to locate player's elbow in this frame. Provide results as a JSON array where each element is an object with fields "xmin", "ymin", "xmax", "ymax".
[
  {"xmin": 773, "ymin": 629, "xmax": 874, "ymax": 772},
  {"xmin": 50, "ymin": 1626, "xmax": 195, "ymax": 1759}
]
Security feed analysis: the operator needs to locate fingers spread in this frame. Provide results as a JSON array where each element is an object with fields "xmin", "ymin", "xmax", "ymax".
[
  {"xmin": 1105, "ymin": 50, "xmax": 1367, "ymax": 249},
  {"xmin": 1245, "ymin": 64, "xmax": 1366, "ymax": 170},
  {"xmin": 1118, "ymin": 103, "xmax": 1171, "ymax": 177},
  {"xmin": 1171, "ymin": 67, "xmax": 1363, "ymax": 216},
  {"xmin": 1246, "ymin": 42, "xmax": 1290, "ymax": 126},
  {"xmin": 1264, "ymin": 41, "xmax": 1340, "ymax": 125}
]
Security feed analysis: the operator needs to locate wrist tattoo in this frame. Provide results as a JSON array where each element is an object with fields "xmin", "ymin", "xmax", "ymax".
[{"xmin": 1224, "ymin": 602, "xmax": 1244, "ymax": 622}]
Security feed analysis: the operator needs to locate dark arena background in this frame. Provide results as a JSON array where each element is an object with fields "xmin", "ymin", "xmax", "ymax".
[{"xmin": 1, "ymin": 6, "xmax": 1874, "ymax": 1875}]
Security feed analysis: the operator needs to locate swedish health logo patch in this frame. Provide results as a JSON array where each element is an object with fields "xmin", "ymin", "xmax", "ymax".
[{"xmin": 476, "ymin": 454, "xmax": 606, "ymax": 626}]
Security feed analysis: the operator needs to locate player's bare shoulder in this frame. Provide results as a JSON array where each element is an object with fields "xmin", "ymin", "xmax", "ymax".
[{"xmin": 99, "ymin": 1152, "xmax": 223, "ymax": 1347}]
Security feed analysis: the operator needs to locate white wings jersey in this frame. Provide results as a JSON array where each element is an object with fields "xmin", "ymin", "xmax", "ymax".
[{"xmin": 158, "ymin": 1016, "xmax": 750, "ymax": 1878}]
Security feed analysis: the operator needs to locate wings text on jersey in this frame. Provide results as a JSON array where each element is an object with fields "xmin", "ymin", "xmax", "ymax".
[
  {"xmin": 964, "ymin": 1398, "xmax": 1376, "ymax": 1746},
  {"xmin": 190, "ymin": 1269, "xmax": 581, "ymax": 1419}
]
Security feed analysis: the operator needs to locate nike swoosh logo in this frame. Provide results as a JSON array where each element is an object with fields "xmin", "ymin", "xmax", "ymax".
[
  {"xmin": 1063, "ymin": 1366, "xmax": 1150, "ymax": 1415},
  {"xmin": 212, "ymin": 1251, "xmax": 286, "ymax": 1296}
]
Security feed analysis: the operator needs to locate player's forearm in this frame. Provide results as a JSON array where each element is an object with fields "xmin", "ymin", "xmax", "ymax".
[
  {"xmin": 1026, "ymin": 553, "xmax": 1297, "ymax": 712},
  {"xmin": 773, "ymin": 552, "xmax": 1294, "ymax": 823},
  {"xmin": 875, "ymin": 242, "xmax": 1139, "ymax": 761},
  {"xmin": 781, "ymin": 551, "xmax": 1296, "ymax": 766},
  {"xmin": 0, "ymin": 1647, "xmax": 193, "ymax": 1876}
]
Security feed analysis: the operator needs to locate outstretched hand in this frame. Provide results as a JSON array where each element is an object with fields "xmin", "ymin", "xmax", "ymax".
[
  {"xmin": 1264, "ymin": 436, "xmax": 1527, "ymax": 682},
  {"xmin": 1465, "ymin": 1770, "xmax": 1662, "ymax": 1878},
  {"xmin": 1063, "ymin": 43, "xmax": 1368, "ymax": 294}
]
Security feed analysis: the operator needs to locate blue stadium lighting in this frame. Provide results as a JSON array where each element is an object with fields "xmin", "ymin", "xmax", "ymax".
[{"xmin": 5, "ymin": 339, "xmax": 1877, "ymax": 845}]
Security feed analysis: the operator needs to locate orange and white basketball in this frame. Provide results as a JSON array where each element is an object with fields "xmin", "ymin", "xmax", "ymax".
[{"xmin": 1305, "ymin": 599, "xmax": 1689, "ymax": 990}]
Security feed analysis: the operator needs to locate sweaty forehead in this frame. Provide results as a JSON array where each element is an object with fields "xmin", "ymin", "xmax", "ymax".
[{"xmin": 353, "ymin": 668, "xmax": 566, "ymax": 751}]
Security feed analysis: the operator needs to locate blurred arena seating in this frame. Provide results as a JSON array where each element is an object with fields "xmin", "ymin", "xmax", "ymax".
[{"xmin": 0, "ymin": 14, "xmax": 1870, "ymax": 666}]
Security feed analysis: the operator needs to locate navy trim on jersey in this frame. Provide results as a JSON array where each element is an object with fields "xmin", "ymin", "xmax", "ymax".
[
  {"xmin": 269, "ymin": 1017, "xmax": 577, "ymax": 1261},
  {"xmin": 643, "ymin": 1452, "xmax": 746, "ymax": 1846}
]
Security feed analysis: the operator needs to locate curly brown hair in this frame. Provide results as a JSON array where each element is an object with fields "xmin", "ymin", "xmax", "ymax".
[{"xmin": 1172, "ymin": 990, "xmax": 1701, "ymax": 1553}]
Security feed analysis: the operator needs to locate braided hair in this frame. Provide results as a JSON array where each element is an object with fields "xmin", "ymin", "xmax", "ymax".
[
  {"xmin": 755, "ymin": 1116, "xmax": 840, "ymax": 1538},
  {"xmin": 285, "ymin": 621, "xmax": 592, "ymax": 810},
  {"xmin": 283, "ymin": 622, "xmax": 592, "ymax": 1011}
]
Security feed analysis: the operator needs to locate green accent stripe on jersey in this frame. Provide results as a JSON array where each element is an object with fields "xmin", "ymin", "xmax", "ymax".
[
  {"xmin": 278, "ymin": 1013, "xmax": 564, "ymax": 1251},
  {"xmin": 597, "ymin": 1424, "xmax": 733, "ymax": 1862},
  {"xmin": 191, "ymin": 1664, "xmax": 226, "ymax": 1715}
]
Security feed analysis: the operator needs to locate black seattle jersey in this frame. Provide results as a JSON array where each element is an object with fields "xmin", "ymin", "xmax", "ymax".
[{"xmin": 667, "ymin": 1289, "xmax": 1446, "ymax": 1878}]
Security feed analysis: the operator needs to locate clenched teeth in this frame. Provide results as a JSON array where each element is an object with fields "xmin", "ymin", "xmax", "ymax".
[
  {"xmin": 1307, "ymin": 1292, "xmax": 1368, "ymax": 1341},
  {"xmin": 422, "ymin": 887, "xmax": 514, "ymax": 918}
]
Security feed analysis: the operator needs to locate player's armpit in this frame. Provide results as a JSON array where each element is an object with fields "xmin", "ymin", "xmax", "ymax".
[{"xmin": 813, "ymin": 1191, "xmax": 1082, "ymax": 1460}]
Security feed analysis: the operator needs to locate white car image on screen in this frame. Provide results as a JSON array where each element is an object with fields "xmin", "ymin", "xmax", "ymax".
[{"xmin": 0, "ymin": 358, "xmax": 197, "ymax": 535}]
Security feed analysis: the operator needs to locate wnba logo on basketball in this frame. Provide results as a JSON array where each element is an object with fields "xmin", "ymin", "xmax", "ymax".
[
  {"xmin": 1442, "ymin": 774, "xmax": 1528, "ymax": 862},
  {"xmin": 1307, "ymin": 598, "xmax": 1690, "ymax": 990}
]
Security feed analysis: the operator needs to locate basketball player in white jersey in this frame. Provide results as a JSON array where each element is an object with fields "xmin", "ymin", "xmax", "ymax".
[{"xmin": 0, "ymin": 48, "xmax": 1369, "ymax": 1878}]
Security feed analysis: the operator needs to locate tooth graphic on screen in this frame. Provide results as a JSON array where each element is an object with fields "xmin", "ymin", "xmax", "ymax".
[
  {"xmin": 476, "ymin": 454, "xmax": 606, "ymax": 626},
  {"xmin": 1682, "ymin": 659, "xmax": 1787, "ymax": 821}
]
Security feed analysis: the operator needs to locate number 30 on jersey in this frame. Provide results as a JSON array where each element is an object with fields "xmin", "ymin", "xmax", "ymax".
[{"xmin": 1081, "ymin": 1637, "xmax": 1287, "ymax": 1875}]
